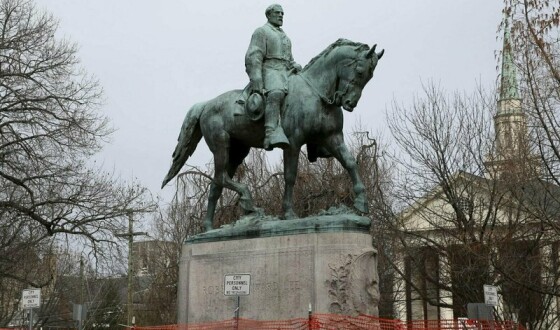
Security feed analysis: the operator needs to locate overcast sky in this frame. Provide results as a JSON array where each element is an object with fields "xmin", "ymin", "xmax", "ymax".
[{"xmin": 34, "ymin": 0, "xmax": 504, "ymax": 205}]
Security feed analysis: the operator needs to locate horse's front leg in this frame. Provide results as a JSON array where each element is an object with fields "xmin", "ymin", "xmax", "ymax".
[
  {"xmin": 204, "ymin": 182, "xmax": 222, "ymax": 231},
  {"xmin": 282, "ymin": 146, "xmax": 300, "ymax": 219},
  {"xmin": 323, "ymin": 134, "xmax": 369, "ymax": 214}
]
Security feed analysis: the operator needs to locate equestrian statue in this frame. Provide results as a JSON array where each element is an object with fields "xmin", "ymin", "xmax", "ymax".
[{"xmin": 162, "ymin": 4, "xmax": 383, "ymax": 231}]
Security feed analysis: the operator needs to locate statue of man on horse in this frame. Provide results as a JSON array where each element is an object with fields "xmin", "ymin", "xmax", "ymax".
[{"xmin": 162, "ymin": 4, "xmax": 384, "ymax": 231}]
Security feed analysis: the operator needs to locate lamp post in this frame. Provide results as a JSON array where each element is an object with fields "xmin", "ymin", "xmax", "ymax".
[{"xmin": 116, "ymin": 212, "xmax": 147, "ymax": 326}]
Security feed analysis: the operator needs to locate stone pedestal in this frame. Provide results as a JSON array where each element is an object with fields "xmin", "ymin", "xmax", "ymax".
[{"xmin": 177, "ymin": 212, "xmax": 379, "ymax": 323}]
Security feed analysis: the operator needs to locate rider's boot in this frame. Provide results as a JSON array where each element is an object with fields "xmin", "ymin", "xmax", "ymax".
[{"xmin": 263, "ymin": 91, "xmax": 290, "ymax": 151}]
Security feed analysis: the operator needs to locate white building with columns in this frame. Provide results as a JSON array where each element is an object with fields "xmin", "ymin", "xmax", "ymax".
[{"xmin": 392, "ymin": 23, "xmax": 560, "ymax": 329}]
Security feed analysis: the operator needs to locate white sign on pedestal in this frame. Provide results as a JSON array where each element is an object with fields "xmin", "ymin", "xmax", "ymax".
[{"xmin": 224, "ymin": 274, "xmax": 251, "ymax": 296}]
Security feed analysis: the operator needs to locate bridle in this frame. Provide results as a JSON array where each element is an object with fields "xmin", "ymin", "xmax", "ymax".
[{"xmin": 298, "ymin": 55, "xmax": 366, "ymax": 106}]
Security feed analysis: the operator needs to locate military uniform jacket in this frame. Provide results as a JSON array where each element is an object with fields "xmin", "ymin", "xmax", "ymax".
[{"xmin": 245, "ymin": 22, "xmax": 297, "ymax": 92}]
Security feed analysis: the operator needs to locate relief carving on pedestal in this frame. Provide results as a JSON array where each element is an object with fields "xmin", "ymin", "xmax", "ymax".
[{"xmin": 326, "ymin": 250, "xmax": 379, "ymax": 316}]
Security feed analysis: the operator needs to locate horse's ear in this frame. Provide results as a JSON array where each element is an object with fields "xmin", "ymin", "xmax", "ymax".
[
  {"xmin": 366, "ymin": 44, "xmax": 377, "ymax": 59},
  {"xmin": 376, "ymin": 49, "xmax": 385, "ymax": 60},
  {"xmin": 366, "ymin": 44, "xmax": 384, "ymax": 60}
]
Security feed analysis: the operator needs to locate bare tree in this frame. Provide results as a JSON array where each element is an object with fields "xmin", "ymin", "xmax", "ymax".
[
  {"xmin": 386, "ymin": 84, "xmax": 495, "ymax": 319},
  {"xmin": 0, "ymin": 0, "xmax": 155, "ymax": 325},
  {"xmin": 501, "ymin": 3, "xmax": 560, "ymax": 327},
  {"xmin": 504, "ymin": 0, "xmax": 560, "ymax": 226}
]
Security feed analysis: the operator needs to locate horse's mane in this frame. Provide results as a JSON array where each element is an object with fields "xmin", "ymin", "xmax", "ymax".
[{"xmin": 302, "ymin": 38, "xmax": 370, "ymax": 72}]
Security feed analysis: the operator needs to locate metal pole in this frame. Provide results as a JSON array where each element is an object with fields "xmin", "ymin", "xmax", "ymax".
[
  {"xmin": 491, "ymin": 306, "xmax": 495, "ymax": 330},
  {"xmin": 235, "ymin": 296, "xmax": 240, "ymax": 330},
  {"xmin": 28, "ymin": 309, "xmax": 32, "ymax": 330},
  {"xmin": 127, "ymin": 212, "xmax": 133, "ymax": 327},
  {"xmin": 308, "ymin": 303, "xmax": 312, "ymax": 330}
]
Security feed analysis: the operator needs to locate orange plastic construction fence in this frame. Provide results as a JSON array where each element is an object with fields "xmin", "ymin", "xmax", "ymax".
[
  {"xmin": 126, "ymin": 315, "xmax": 526, "ymax": 330},
  {"xmin": 310, "ymin": 314, "xmax": 402, "ymax": 330},
  {"xmin": 404, "ymin": 319, "xmax": 525, "ymax": 330}
]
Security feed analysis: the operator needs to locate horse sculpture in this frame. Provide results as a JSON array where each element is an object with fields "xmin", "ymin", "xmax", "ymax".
[{"xmin": 162, "ymin": 39, "xmax": 383, "ymax": 231}]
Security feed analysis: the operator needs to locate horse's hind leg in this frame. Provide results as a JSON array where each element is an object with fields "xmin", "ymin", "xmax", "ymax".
[
  {"xmin": 228, "ymin": 145, "xmax": 252, "ymax": 213},
  {"xmin": 323, "ymin": 133, "xmax": 369, "ymax": 214},
  {"xmin": 206, "ymin": 137, "xmax": 255, "ymax": 229},
  {"xmin": 204, "ymin": 146, "xmax": 250, "ymax": 230}
]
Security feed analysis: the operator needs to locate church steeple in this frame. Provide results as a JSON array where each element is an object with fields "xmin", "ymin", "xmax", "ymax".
[
  {"xmin": 485, "ymin": 17, "xmax": 534, "ymax": 180},
  {"xmin": 494, "ymin": 17, "xmax": 526, "ymax": 159},
  {"xmin": 498, "ymin": 21, "xmax": 521, "ymax": 103}
]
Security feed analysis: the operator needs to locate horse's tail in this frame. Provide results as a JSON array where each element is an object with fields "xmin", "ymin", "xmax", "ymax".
[{"xmin": 161, "ymin": 102, "xmax": 205, "ymax": 188}]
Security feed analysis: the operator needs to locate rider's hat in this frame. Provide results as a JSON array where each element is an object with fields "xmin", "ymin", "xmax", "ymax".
[{"xmin": 246, "ymin": 92, "xmax": 265, "ymax": 121}]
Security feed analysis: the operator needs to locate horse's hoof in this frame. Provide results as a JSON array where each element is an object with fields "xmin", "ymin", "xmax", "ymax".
[
  {"xmin": 354, "ymin": 198, "xmax": 369, "ymax": 214},
  {"xmin": 239, "ymin": 198, "xmax": 256, "ymax": 213},
  {"xmin": 246, "ymin": 207, "xmax": 264, "ymax": 216},
  {"xmin": 282, "ymin": 210, "xmax": 298, "ymax": 220}
]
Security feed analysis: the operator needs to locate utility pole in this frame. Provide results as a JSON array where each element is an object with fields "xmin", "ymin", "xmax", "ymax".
[
  {"xmin": 78, "ymin": 256, "xmax": 85, "ymax": 330},
  {"xmin": 79, "ymin": 256, "xmax": 84, "ymax": 304},
  {"xmin": 116, "ymin": 212, "xmax": 147, "ymax": 327}
]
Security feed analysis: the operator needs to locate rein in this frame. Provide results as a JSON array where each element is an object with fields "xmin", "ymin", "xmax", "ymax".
[{"xmin": 299, "ymin": 73, "xmax": 335, "ymax": 105}]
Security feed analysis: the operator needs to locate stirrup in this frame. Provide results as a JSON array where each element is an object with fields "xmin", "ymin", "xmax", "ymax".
[{"xmin": 264, "ymin": 128, "xmax": 290, "ymax": 151}]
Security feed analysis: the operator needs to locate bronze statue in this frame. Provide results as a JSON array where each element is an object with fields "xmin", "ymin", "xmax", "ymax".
[
  {"xmin": 245, "ymin": 4, "xmax": 302, "ymax": 150},
  {"xmin": 162, "ymin": 8, "xmax": 383, "ymax": 232}
]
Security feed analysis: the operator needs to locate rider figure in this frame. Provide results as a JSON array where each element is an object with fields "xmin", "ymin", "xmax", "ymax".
[{"xmin": 245, "ymin": 4, "xmax": 302, "ymax": 150}]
